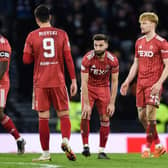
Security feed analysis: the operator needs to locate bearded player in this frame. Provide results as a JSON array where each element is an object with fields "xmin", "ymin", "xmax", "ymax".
[{"xmin": 81, "ymin": 34, "xmax": 119, "ymax": 159}]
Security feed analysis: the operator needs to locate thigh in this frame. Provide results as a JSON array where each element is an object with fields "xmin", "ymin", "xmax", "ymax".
[
  {"xmin": 145, "ymin": 87, "xmax": 161, "ymax": 107},
  {"xmin": 33, "ymin": 87, "xmax": 50, "ymax": 111},
  {"xmin": 96, "ymin": 87, "xmax": 110, "ymax": 115},
  {"xmin": 0, "ymin": 86, "xmax": 9, "ymax": 108},
  {"xmin": 136, "ymin": 84, "xmax": 145, "ymax": 107},
  {"xmin": 50, "ymin": 86, "xmax": 69, "ymax": 112}
]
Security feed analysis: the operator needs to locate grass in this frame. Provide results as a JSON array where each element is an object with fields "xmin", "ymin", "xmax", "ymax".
[{"xmin": 0, "ymin": 153, "xmax": 167, "ymax": 168}]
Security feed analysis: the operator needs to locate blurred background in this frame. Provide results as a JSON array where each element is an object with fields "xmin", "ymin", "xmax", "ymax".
[{"xmin": 0, "ymin": 0, "xmax": 168, "ymax": 134}]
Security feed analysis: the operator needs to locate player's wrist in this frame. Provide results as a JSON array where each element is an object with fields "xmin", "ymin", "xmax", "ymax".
[{"xmin": 71, "ymin": 78, "xmax": 77, "ymax": 83}]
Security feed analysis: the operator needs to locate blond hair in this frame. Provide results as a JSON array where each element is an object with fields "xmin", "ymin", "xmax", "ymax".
[{"xmin": 139, "ymin": 12, "xmax": 159, "ymax": 26}]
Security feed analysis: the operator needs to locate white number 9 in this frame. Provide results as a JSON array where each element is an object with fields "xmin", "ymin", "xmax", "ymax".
[{"xmin": 43, "ymin": 38, "xmax": 55, "ymax": 58}]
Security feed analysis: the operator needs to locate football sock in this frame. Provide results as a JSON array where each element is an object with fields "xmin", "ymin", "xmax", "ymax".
[
  {"xmin": 1, "ymin": 115, "xmax": 20, "ymax": 139},
  {"xmin": 146, "ymin": 121, "xmax": 155, "ymax": 148},
  {"xmin": 151, "ymin": 121, "xmax": 160, "ymax": 145},
  {"xmin": 39, "ymin": 117, "xmax": 50, "ymax": 151},
  {"xmin": 81, "ymin": 119, "xmax": 90, "ymax": 145},
  {"xmin": 100, "ymin": 120, "xmax": 110, "ymax": 148},
  {"xmin": 60, "ymin": 115, "xmax": 71, "ymax": 139}
]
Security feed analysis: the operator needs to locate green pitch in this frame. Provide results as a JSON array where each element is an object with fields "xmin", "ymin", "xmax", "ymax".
[{"xmin": 0, "ymin": 153, "xmax": 167, "ymax": 168}]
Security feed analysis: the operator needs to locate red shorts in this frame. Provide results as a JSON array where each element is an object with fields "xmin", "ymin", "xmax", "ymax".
[
  {"xmin": 136, "ymin": 84, "xmax": 162, "ymax": 108},
  {"xmin": 81, "ymin": 86, "xmax": 110, "ymax": 115},
  {"xmin": 0, "ymin": 86, "xmax": 9, "ymax": 108},
  {"xmin": 33, "ymin": 86, "xmax": 69, "ymax": 111}
]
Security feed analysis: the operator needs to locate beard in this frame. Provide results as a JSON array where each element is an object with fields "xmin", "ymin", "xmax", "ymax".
[{"xmin": 95, "ymin": 50, "xmax": 106, "ymax": 57}]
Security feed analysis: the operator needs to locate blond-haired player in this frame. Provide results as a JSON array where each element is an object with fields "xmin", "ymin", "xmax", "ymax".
[{"xmin": 120, "ymin": 12, "xmax": 168, "ymax": 158}]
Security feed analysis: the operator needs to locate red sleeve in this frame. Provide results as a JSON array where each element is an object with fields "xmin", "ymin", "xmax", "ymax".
[
  {"xmin": 0, "ymin": 37, "xmax": 11, "ymax": 62},
  {"xmin": 23, "ymin": 33, "xmax": 33, "ymax": 54},
  {"xmin": 23, "ymin": 53, "xmax": 34, "ymax": 64},
  {"xmin": 64, "ymin": 50, "xmax": 76, "ymax": 80},
  {"xmin": 161, "ymin": 40, "xmax": 168, "ymax": 59},
  {"xmin": 111, "ymin": 56, "xmax": 119, "ymax": 73},
  {"xmin": 63, "ymin": 32, "xmax": 71, "ymax": 52},
  {"xmin": 81, "ymin": 55, "xmax": 90, "ymax": 73}
]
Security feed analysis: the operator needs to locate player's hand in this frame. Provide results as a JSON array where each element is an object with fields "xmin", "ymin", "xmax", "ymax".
[
  {"xmin": 82, "ymin": 103, "xmax": 91, "ymax": 119},
  {"xmin": 107, "ymin": 103, "xmax": 115, "ymax": 117},
  {"xmin": 151, "ymin": 82, "xmax": 162, "ymax": 95},
  {"xmin": 70, "ymin": 79, "xmax": 77, "ymax": 97},
  {"xmin": 120, "ymin": 80, "xmax": 129, "ymax": 96}
]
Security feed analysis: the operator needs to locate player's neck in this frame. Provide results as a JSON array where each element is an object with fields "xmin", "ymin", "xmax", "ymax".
[
  {"xmin": 145, "ymin": 30, "xmax": 156, "ymax": 41},
  {"xmin": 39, "ymin": 22, "xmax": 51, "ymax": 28}
]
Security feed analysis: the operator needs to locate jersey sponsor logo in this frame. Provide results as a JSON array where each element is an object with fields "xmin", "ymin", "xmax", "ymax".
[
  {"xmin": 90, "ymin": 65, "xmax": 109, "ymax": 75},
  {"xmin": 0, "ymin": 51, "xmax": 9, "ymax": 58},
  {"xmin": 138, "ymin": 50, "xmax": 154, "ymax": 57},
  {"xmin": 161, "ymin": 50, "xmax": 168, "ymax": 53}
]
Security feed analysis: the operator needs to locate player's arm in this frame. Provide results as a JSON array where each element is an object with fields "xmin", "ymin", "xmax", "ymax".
[
  {"xmin": 23, "ymin": 33, "xmax": 34, "ymax": 64},
  {"xmin": 23, "ymin": 53, "xmax": 34, "ymax": 64},
  {"xmin": 0, "ymin": 61, "xmax": 8, "ymax": 80},
  {"xmin": 151, "ymin": 58, "xmax": 168, "ymax": 94},
  {"xmin": 63, "ymin": 32, "xmax": 77, "ymax": 96},
  {"xmin": 81, "ymin": 72, "xmax": 91, "ymax": 119},
  {"xmin": 64, "ymin": 50, "xmax": 77, "ymax": 96},
  {"xmin": 125, "ymin": 57, "xmax": 138, "ymax": 84},
  {"xmin": 120, "ymin": 57, "xmax": 138, "ymax": 96},
  {"xmin": 107, "ymin": 71, "xmax": 119, "ymax": 117},
  {"xmin": 81, "ymin": 72, "xmax": 89, "ymax": 105},
  {"xmin": 110, "ymin": 72, "xmax": 119, "ymax": 105}
]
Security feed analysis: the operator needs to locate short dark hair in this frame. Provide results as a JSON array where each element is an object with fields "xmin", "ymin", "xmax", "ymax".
[
  {"xmin": 92, "ymin": 34, "xmax": 109, "ymax": 43},
  {"xmin": 34, "ymin": 5, "xmax": 50, "ymax": 23}
]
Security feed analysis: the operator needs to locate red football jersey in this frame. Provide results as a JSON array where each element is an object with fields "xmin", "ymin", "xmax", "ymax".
[
  {"xmin": 0, "ymin": 35, "xmax": 11, "ymax": 86},
  {"xmin": 24, "ymin": 27, "xmax": 71, "ymax": 88},
  {"xmin": 135, "ymin": 34, "xmax": 168, "ymax": 87},
  {"xmin": 81, "ymin": 50, "xmax": 119, "ymax": 87}
]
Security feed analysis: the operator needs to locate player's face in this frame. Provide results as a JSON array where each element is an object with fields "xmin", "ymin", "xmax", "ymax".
[
  {"xmin": 140, "ymin": 19, "xmax": 155, "ymax": 34},
  {"xmin": 94, "ymin": 40, "xmax": 108, "ymax": 57}
]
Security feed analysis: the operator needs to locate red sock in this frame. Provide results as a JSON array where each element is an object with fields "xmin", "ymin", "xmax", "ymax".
[
  {"xmin": 1, "ymin": 115, "xmax": 20, "ymax": 139},
  {"xmin": 146, "ymin": 123, "xmax": 153, "ymax": 148},
  {"xmin": 81, "ymin": 119, "xmax": 90, "ymax": 145},
  {"xmin": 39, "ymin": 118, "xmax": 50, "ymax": 151},
  {"xmin": 60, "ymin": 115, "xmax": 71, "ymax": 139},
  {"xmin": 152, "ymin": 122, "xmax": 160, "ymax": 145},
  {"xmin": 100, "ymin": 121, "xmax": 110, "ymax": 148}
]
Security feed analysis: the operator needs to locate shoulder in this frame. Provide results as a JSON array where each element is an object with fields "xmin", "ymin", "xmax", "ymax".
[
  {"xmin": 54, "ymin": 28, "xmax": 67, "ymax": 36},
  {"xmin": 136, "ymin": 35, "xmax": 145, "ymax": 43},
  {"xmin": 106, "ymin": 51, "xmax": 118, "ymax": 63},
  {"xmin": 0, "ymin": 35, "xmax": 11, "ymax": 51},
  {"xmin": 83, "ymin": 50, "xmax": 95, "ymax": 61},
  {"xmin": 155, "ymin": 35, "xmax": 166, "ymax": 42},
  {"xmin": 0, "ymin": 35, "xmax": 8, "ymax": 44}
]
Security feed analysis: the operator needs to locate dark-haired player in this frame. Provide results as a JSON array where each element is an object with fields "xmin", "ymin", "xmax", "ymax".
[{"xmin": 23, "ymin": 5, "xmax": 77, "ymax": 161}]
